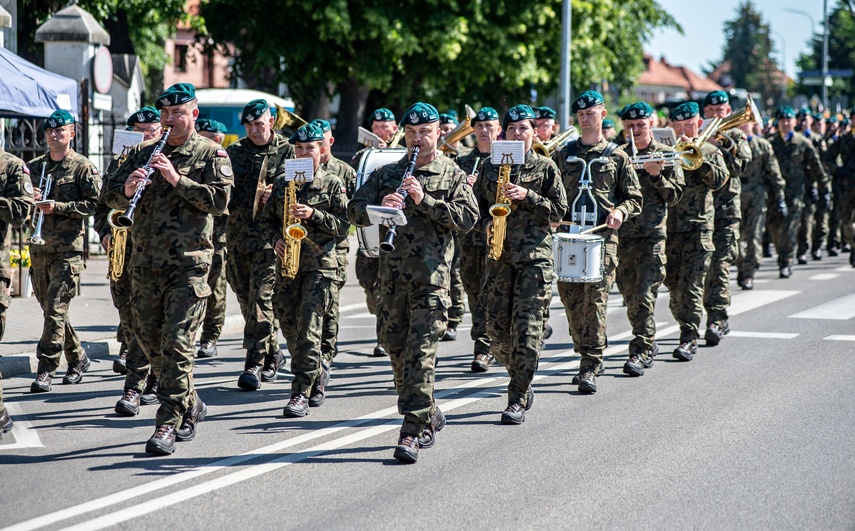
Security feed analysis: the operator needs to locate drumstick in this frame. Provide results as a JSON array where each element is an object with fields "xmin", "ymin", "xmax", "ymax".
[{"xmin": 580, "ymin": 223, "xmax": 608, "ymax": 234}]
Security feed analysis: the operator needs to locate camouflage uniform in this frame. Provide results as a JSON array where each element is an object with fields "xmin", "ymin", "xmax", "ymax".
[
  {"xmin": 552, "ymin": 139, "xmax": 642, "ymax": 369},
  {"xmin": 350, "ymin": 149, "xmax": 382, "ymax": 317},
  {"xmin": 260, "ymin": 169, "xmax": 349, "ymax": 396},
  {"xmin": 201, "ymin": 213, "xmax": 228, "ymax": 344},
  {"xmin": 348, "ymin": 154, "xmax": 478, "ymax": 436},
  {"xmin": 825, "ymin": 134, "xmax": 843, "ymax": 251},
  {"xmin": 473, "ymin": 150, "xmax": 567, "ymax": 407},
  {"xmin": 797, "ymin": 131, "xmax": 832, "ymax": 257},
  {"xmin": 833, "ymin": 133, "xmax": 855, "ymax": 255},
  {"xmin": 26, "ymin": 150, "xmax": 100, "ymax": 375},
  {"xmin": 616, "ymin": 140, "xmax": 684, "ymax": 353},
  {"xmin": 664, "ymin": 143, "xmax": 728, "ymax": 343},
  {"xmin": 737, "ymin": 135, "xmax": 785, "ymax": 280},
  {"xmin": 767, "ymin": 132, "xmax": 826, "ymax": 268},
  {"xmin": 104, "ymin": 131, "xmax": 232, "ymax": 427},
  {"xmin": 225, "ymin": 134, "xmax": 293, "ymax": 369},
  {"xmin": 0, "ymin": 150, "xmax": 35, "ymax": 340},
  {"xmin": 703, "ymin": 129, "xmax": 751, "ymax": 328}
]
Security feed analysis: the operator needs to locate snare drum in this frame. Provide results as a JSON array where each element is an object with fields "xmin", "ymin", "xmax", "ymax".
[
  {"xmin": 552, "ymin": 232, "xmax": 605, "ymax": 283},
  {"xmin": 354, "ymin": 148, "xmax": 407, "ymax": 257}
]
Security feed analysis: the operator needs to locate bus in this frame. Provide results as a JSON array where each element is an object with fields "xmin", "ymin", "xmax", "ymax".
[{"xmin": 195, "ymin": 89, "xmax": 295, "ymax": 146}]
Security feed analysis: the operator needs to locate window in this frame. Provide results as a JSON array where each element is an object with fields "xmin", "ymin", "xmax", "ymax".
[{"xmin": 174, "ymin": 44, "xmax": 188, "ymax": 73}]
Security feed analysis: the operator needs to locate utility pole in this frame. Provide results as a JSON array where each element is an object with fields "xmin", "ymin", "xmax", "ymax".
[
  {"xmin": 822, "ymin": 0, "xmax": 830, "ymax": 109},
  {"xmin": 559, "ymin": 0, "xmax": 571, "ymax": 131}
]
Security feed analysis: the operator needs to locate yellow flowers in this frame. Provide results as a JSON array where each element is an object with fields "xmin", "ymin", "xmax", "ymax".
[{"xmin": 10, "ymin": 247, "xmax": 31, "ymax": 268}]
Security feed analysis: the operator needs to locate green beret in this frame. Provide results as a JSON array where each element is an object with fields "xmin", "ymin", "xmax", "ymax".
[
  {"xmin": 812, "ymin": 112, "xmax": 824, "ymax": 122},
  {"xmin": 445, "ymin": 109, "xmax": 459, "ymax": 120},
  {"xmin": 125, "ymin": 126, "xmax": 134, "ymax": 131},
  {"xmin": 620, "ymin": 101, "xmax": 655, "ymax": 120},
  {"xmin": 439, "ymin": 113, "xmax": 458, "ymax": 126},
  {"xmin": 796, "ymin": 108, "xmax": 811, "ymax": 119},
  {"xmin": 371, "ymin": 108, "xmax": 395, "ymax": 123},
  {"xmin": 155, "ymin": 83, "xmax": 196, "ymax": 110},
  {"xmin": 502, "ymin": 104, "xmax": 536, "ymax": 130},
  {"xmin": 534, "ymin": 106, "xmax": 557, "ymax": 120},
  {"xmin": 827, "ymin": 115, "xmax": 839, "ymax": 124},
  {"xmin": 289, "ymin": 123, "xmax": 324, "ymax": 144},
  {"xmin": 602, "ymin": 119, "xmax": 615, "ymax": 129},
  {"xmin": 702, "ymin": 90, "xmax": 729, "ymax": 107},
  {"xmin": 403, "ymin": 102, "xmax": 439, "ymax": 126},
  {"xmin": 776, "ymin": 106, "xmax": 796, "ymax": 119},
  {"xmin": 126, "ymin": 106, "xmax": 160, "ymax": 126},
  {"xmin": 471, "ymin": 107, "xmax": 499, "ymax": 126},
  {"xmin": 43, "ymin": 110, "xmax": 75, "ymax": 130},
  {"xmin": 672, "ymin": 102, "xmax": 700, "ymax": 121},
  {"xmin": 196, "ymin": 119, "xmax": 228, "ymax": 134},
  {"xmin": 572, "ymin": 91, "xmax": 605, "ymax": 113},
  {"xmin": 241, "ymin": 99, "xmax": 270, "ymax": 125},
  {"xmin": 310, "ymin": 119, "xmax": 331, "ymax": 133}
]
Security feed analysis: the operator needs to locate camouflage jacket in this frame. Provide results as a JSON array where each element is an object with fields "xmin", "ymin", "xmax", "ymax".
[
  {"xmin": 104, "ymin": 131, "xmax": 233, "ymax": 269},
  {"xmin": 323, "ymin": 156, "xmax": 357, "ymax": 252},
  {"xmin": 94, "ymin": 156, "xmax": 122, "ymax": 241},
  {"xmin": 616, "ymin": 139, "xmax": 684, "ymax": 239},
  {"xmin": 768, "ymin": 132, "xmax": 827, "ymax": 201},
  {"xmin": 712, "ymin": 128, "xmax": 751, "ymax": 222},
  {"xmin": 455, "ymin": 147, "xmax": 491, "ymax": 247},
  {"xmin": 666, "ymin": 142, "xmax": 728, "ymax": 234},
  {"xmin": 741, "ymin": 135, "xmax": 785, "ymax": 202},
  {"xmin": 259, "ymin": 168, "xmax": 349, "ymax": 277},
  {"xmin": 27, "ymin": 149, "xmax": 100, "ymax": 253},
  {"xmin": 1, "ymin": 150, "xmax": 35, "ymax": 280},
  {"xmin": 348, "ymin": 153, "xmax": 479, "ymax": 288},
  {"xmin": 552, "ymin": 138, "xmax": 643, "ymax": 244},
  {"xmin": 805, "ymin": 130, "xmax": 833, "ymax": 194},
  {"xmin": 474, "ymin": 150, "xmax": 567, "ymax": 264},
  {"xmin": 226, "ymin": 134, "xmax": 294, "ymax": 253}
]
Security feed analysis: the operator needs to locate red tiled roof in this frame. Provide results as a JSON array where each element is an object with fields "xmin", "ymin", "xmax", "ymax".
[{"xmin": 638, "ymin": 54, "xmax": 723, "ymax": 92}]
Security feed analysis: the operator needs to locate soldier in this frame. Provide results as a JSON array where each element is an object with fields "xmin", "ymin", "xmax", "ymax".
[
  {"xmin": 438, "ymin": 112, "xmax": 466, "ymax": 341},
  {"xmin": 767, "ymin": 107, "xmax": 827, "ymax": 278},
  {"xmin": 735, "ymin": 122, "xmax": 786, "ymax": 290},
  {"xmin": 832, "ymin": 110, "xmax": 855, "ymax": 267},
  {"xmin": 105, "ymin": 83, "xmax": 233, "ymax": 455},
  {"xmin": 350, "ymin": 108, "xmax": 399, "ymax": 168},
  {"xmin": 259, "ymin": 123, "xmax": 349, "ymax": 416},
  {"xmin": 27, "ymin": 110, "xmax": 100, "ymax": 393},
  {"xmin": 534, "ymin": 106, "xmax": 559, "ymax": 143},
  {"xmin": 474, "ymin": 104, "xmax": 567, "ymax": 423},
  {"xmin": 552, "ymin": 91, "xmax": 642, "ymax": 393},
  {"xmin": 602, "ymin": 119, "xmax": 617, "ymax": 142},
  {"xmin": 701, "ymin": 90, "xmax": 752, "ymax": 347},
  {"xmin": 348, "ymin": 102, "xmax": 478, "ymax": 464},
  {"xmin": 796, "ymin": 111, "xmax": 833, "ymax": 263},
  {"xmin": 617, "ymin": 101, "xmax": 684, "ymax": 375},
  {"xmin": 825, "ymin": 115, "xmax": 844, "ymax": 256},
  {"xmin": 310, "ymin": 118, "xmax": 356, "ymax": 369},
  {"xmin": 226, "ymin": 100, "xmax": 293, "ymax": 390},
  {"xmin": 665, "ymin": 102, "xmax": 729, "ymax": 361},
  {"xmin": 0, "ymin": 146, "xmax": 34, "ymax": 341},
  {"xmin": 195, "ymin": 119, "xmax": 230, "ymax": 358}
]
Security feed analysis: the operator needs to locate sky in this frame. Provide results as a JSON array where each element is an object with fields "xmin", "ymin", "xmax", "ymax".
[{"xmin": 646, "ymin": 0, "xmax": 829, "ymax": 79}]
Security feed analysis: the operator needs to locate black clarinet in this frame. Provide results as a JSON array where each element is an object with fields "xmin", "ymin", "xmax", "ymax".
[
  {"xmin": 115, "ymin": 126, "xmax": 172, "ymax": 228},
  {"xmin": 379, "ymin": 146, "xmax": 420, "ymax": 253}
]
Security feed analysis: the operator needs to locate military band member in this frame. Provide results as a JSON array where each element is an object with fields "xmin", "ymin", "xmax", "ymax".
[
  {"xmin": 259, "ymin": 123, "xmax": 349, "ymax": 416},
  {"xmin": 602, "ymin": 119, "xmax": 617, "ymax": 142},
  {"xmin": 617, "ymin": 101, "xmax": 684, "ymax": 375},
  {"xmin": 27, "ymin": 110, "xmax": 100, "ymax": 393},
  {"xmin": 796, "ymin": 111, "xmax": 832, "ymax": 263},
  {"xmin": 350, "ymin": 107, "xmax": 399, "ymax": 168},
  {"xmin": 474, "ymin": 104, "xmax": 567, "ymax": 423},
  {"xmin": 438, "ymin": 112, "xmax": 467, "ymax": 340},
  {"xmin": 226, "ymin": 100, "xmax": 293, "ymax": 389},
  {"xmin": 105, "ymin": 83, "xmax": 233, "ymax": 455},
  {"xmin": 0, "ymin": 147, "xmax": 34, "ymax": 341},
  {"xmin": 665, "ymin": 102, "xmax": 729, "ymax": 361},
  {"xmin": 830, "ymin": 109, "xmax": 855, "ymax": 267},
  {"xmin": 552, "ymin": 91, "xmax": 642, "ymax": 393},
  {"xmin": 825, "ymin": 115, "xmax": 845, "ymax": 256},
  {"xmin": 534, "ymin": 106, "xmax": 559, "ymax": 143},
  {"xmin": 348, "ymin": 102, "xmax": 478, "ymax": 464}
]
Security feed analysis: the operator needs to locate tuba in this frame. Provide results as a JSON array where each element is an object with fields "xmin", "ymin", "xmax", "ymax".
[
  {"xmin": 675, "ymin": 99, "xmax": 760, "ymax": 171},
  {"xmin": 532, "ymin": 127, "xmax": 580, "ymax": 157},
  {"xmin": 272, "ymin": 104, "xmax": 308, "ymax": 132},
  {"xmin": 281, "ymin": 173, "xmax": 308, "ymax": 279},
  {"xmin": 486, "ymin": 154, "xmax": 514, "ymax": 261}
]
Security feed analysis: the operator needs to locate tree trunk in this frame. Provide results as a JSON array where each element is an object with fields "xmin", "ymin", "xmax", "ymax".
[
  {"xmin": 335, "ymin": 77, "xmax": 370, "ymax": 157},
  {"xmin": 300, "ymin": 85, "xmax": 330, "ymax": 122}
]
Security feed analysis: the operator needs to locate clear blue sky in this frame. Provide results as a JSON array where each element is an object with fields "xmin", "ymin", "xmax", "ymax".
[{"xmin": 646, "ymin": 0, "xmax": 829, "ymax": 78}]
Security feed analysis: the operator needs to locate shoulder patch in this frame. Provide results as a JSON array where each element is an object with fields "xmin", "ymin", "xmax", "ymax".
[
  {"xmin": 221, "ymin": 166, "xmax": 233, "ymax": 176},
  {"xmin": 340, "ymin": 185, "xmax": 347, "ymax": 194},
  {"xmin": 216, "ymin": 149, "xmax": 228, "ymax": 158},
  {"xmin": 24, "ymin": 182, "xmax": 34, "ymax": 194}
]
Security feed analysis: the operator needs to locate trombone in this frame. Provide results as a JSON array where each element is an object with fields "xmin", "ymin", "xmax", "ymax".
[
  {"xmin": 438, "ymin": 105, "xmax": 477, "ymax": 154},
  {"xmin": 674, "ymin": 99, "xmax": 760, "ymax": 171},
  {"xmin": 532, "ymin": 127, "xmax": 580, "ymax": 157}
]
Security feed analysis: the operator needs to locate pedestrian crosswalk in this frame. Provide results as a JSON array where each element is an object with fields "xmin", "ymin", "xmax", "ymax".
[{"xmin": 789, "ymin": 294, "xmax": 855, "ymax": 320}]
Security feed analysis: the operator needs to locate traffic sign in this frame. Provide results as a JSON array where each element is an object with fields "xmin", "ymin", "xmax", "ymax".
[
  {"xmin": 802, "ymin": 77, "xmax": 833, "ymax": 86},
  {"xmin": 799, "ymin": 69, "xmax": 853, "ymax": 78}
]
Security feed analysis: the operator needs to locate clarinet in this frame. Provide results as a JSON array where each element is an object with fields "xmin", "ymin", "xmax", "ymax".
[
  {"xmin": 115, "ymin": 126, "xmax": 172, "ymax": 228},
  {"xmin": 379, "ymin": 146, "xmax": 420, "ymax": 253}
]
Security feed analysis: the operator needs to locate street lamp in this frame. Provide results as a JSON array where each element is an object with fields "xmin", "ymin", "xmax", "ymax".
[
  {"xmin": 782, "ymin": 6, "xmax": 829, "ymax": 109},
  {"xmin": 770, "ymin": 30, "xmax": 787, "ymax": 103}
]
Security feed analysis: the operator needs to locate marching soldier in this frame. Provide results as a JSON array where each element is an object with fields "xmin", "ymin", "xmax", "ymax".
[
  {"xmin": 259, "ymin": 123, "xmax": 349, "ymax": 416},
  {"xmin": 105, "ymin": 83, "xmax": 233, "ymax": 455},
  {"xmin": 617, "ymin": 101, "xmax": 684, "ymax": 375},
  {"xmin": 27, "ymin": 110, "xmax": 101, "ymax": 393},
  {"xmin": 0, "ymin": 146, "xmax": 33, "ymax": 341},
  {"xmin": 474, "ymin": 104, "xmax": 567, "ymax": 423},
  {"xmin": 534, "ymin": 106, "xmax": 559, "ymax": 143},
  {"xmin": 348, "ymin": 102, "xmax": 478, "ymax": 464},
  {"xmin": 796, "ymin": 111, "xmax": 832, "ymax": 263},
  {"xmin": 552, "ymin": 91, "xmax": 642, "ymax": 393},
  {"xmin": 665, "ymin": 102, "xmax": 728, "ymax": 361},
  {"xmin": 831, "ymin": 110, "xmax": 855, "ymax": 267},
  {"xmin": 825, "ymin": 115, "xmax": 845, "ymax": 256},
  {"xmin": 226, "ymin": 100, "xmax": 293, "ymax": 389},
  {"xmin": 602, "ymin": 119, "xmax": 617, "ymax": 142},
  {"xmin": 350, "ymin": 107, "xmax": 399, "ymax": 168},
  {"xmin": 438, "ymin": 112, "xmax": 467, "ymax": 341}
]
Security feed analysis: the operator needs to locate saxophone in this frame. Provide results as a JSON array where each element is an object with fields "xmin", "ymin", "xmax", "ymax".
[
  {"xmin": 486, "ymin": 154, "xmax": 514, "ymax": 261},
  {"xmin": 281, "ymin": 173, "xmax": 308, "ymax": 279},
  {"xmin": 106, "ymin": 147, "xmax": 133, "ymax": 281}
]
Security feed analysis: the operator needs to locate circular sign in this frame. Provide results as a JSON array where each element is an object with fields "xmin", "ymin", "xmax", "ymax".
[{"xmin": 93, "ymin": 45, "xmax": 113, "ymax": 94}]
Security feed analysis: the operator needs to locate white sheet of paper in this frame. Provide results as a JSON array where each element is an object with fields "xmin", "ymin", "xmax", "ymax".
[
  {"xmin": 112, "ymin": 130, "xmax": 145, "ymax": 155},
  {"xmin": 358, "ymin": 127, "xmax": 382, "ymax": 148},
  {"xmin": 652, "ymin": 128, "xmax": 677, "ymax": 147},
  {"xmin": 366, "ymin": 205, "xmax": 407, "ymax": 226},
  {"xmin": 491, "ymin": 140, "xmax": 525, "ymax": 165},
  {"xmin": 284, "ymin": 158, "xmax": 314, "ymax": 182}
]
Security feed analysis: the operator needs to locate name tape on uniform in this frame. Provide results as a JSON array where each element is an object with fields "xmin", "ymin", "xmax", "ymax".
[
  {"xmin": 284, "ymin": 158, "xmax": 314, "ymax": 182},
  {"xmin": 112, "ymin": 130, "xmax": 145, "ymax": 154},
  {"xmin": 491, "ymin": 140, "xmax": 525, "ymax": 165}
]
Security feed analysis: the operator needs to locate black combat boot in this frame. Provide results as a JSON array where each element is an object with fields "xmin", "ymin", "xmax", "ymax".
[
  {"xmin": 308, "ymin": 366, "xmax": 330, "ymax": 407},
  {"xmin": 418, "ymin": 408, "xmax": 447, "ymax": 448},
  {"xmin": 115, "ymin": 389, "xmax": 141, "ymax": 416},
  {"xmin": 673, "ymin": 341, "xmax": 698, "ymax": 361},
  {"xmin": 176, "ymin": 400, "xmax": 208, "ymax": 442},
  {"xmin": 197, "ymin": 340, "xmax": 218, "ymax": 358},
  {"xmin": 261, "ymin": 349, "xmax": 286, "ymax": 382},
  {"xmin": 577, "ymin": 365, "xmax": 599, "ymax": 394},
  {"xmin": 373, "ymin": 343, "xmax": 387, "ymax": 357},
  {"xmin": 62, "ymin": 354, "xmax": 91, "ymax": 385},
  {"xmin": 31, "ymin": 372, "xmax": 52, "ymax": 393},
  {"xmin": 393, "ymin": 433, "xmax": 419, "ymax": 463},
  {"xmin": 141, "ymin": 374, "xmax": 159, "ymax": 405},
  {"xmin": 113, "ymin": 343, "xmax": 128, "ymax": 375},
  {"xmin": 283, "ymin": 394, "xmax": 309, "ymax": 418},
  {"xmin": 145, "ymin": 425, "xmax": 176, "ymax": 455},
  {"xmin": 471, "ymin": 352, "xmax": 494, "ymax": 373},
  {"xmin": 238, "ymin": 364, "xmax": 263, "ymax": 391}
]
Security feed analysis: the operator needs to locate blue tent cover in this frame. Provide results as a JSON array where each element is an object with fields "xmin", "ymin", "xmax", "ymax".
[{"xmin": 0, "ymin": 47, "xmax": 79, "ymax": 119}]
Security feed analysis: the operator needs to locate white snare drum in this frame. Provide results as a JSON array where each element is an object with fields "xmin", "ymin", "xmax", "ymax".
[
  {"xmin": 552, "ymin": 232, "xmax": 605, "ymax": 283},
  {"xmin": 354, "ymin": 148, "xmax": 407, "ymax": 257}
]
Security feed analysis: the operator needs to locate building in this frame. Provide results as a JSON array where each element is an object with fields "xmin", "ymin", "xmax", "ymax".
[
  {"xmin": 632, "ymin": 54, "xmax": 723, "ymax": 104},
  {"xmin": 162, "ymin": 0, "xmax": 231, "ymax": 89}
]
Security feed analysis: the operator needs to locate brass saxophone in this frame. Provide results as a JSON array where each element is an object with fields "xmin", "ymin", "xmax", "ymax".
[
  {"xmin": 486, "ymin": 154, "xmax": 514, "ymax": 261},
  {"xmin": 281, "ymin": 173, "xmax": 308, "ymax": 279},
  {"xmin": 106, "ymin": 147, "xmax": 133, "ymax": 281}
]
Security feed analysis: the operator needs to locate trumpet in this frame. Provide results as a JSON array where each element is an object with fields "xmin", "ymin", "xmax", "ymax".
[
  {"xmin": 674, "ymin": 99, "xmax": 760, "ymax": 171},
  {"xmin": 486, "ymin": 153, "xmax": 514, "ymax": 261},
  {"xmin": 272, "ymin": 104, "xmax": 308, "ymax": 132},
  {"xmin": 28, "ymin": 166, "xmax": 52, "ymax": 246},
  {"xmin": 111, "ymin": 126, "xmax": 172, "ymax": 228},
  {"xmin": 532, "ymin": 127, "xmax": 580, "ymax": 157},
  {"xmin": 106, "ymin": 209, "xmax": 128, "ymax": 281},
  {"xmin": 281, "ymin": 173, "xmax": 308, "ymax": 279},
  {"xmin": 629, "ymin": 133, "xmax": 692, "ymax": 169}
]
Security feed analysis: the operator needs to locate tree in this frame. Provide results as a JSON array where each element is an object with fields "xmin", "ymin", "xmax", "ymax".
[{"xmin": 795, "ymin": 0, "xmax": 855, "ymax": 109}]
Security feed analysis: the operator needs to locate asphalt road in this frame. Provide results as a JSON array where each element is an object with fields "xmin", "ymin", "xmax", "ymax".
[{"xmin": 1, "ymin": 253, "xmax": 854, "ymax": 530}]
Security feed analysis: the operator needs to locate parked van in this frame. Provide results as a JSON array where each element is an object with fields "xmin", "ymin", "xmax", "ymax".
[{"xmin": 196, "ymin": 89, "xmax": 295, "ymax": 146}]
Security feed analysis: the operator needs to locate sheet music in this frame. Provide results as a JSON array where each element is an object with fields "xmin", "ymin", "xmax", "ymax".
[
  {"xmin": 112, "ymin": 130, "xmax": 145, "ymax": 155},
  {"xmin": 491, "ymin": 141, "xmax": 525, "ymax": 165},
  {"xmin": 284, "ymin": 158, "xmax": 315, "ymax": 182}
]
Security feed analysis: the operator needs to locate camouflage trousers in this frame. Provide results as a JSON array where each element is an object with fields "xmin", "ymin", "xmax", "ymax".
[
  {"xmin": 0, "ymin": 277, "xmax": 9, "ymax": 342},
  {"xmin": 201, "ymin": 245, "xmax": 228, "ymax": 343},
  {"xmin": 447, "ymin": 238, "xmax": 465, "ymax": 329},
  {"xmin": 827, "ymin": 177, "xmax": 845, "ymax": 249},
  {"xmin": 377, "ymin": 281, "xmax": 448, "ymax": 436},
  {"xmin": 321, "ymin": 250, "xmax": 347, "ymax": 365},
  {"xmin": 30, "ymin": 251, "xmax": 86, "ymax": 374},
  {"xmin": 273, "ymin": 270, "xmax": 333, "ymax": 397},
  {"xmin": 130, "ymin": 264, "xmax": 210, "ymax": 427},
  {"xmin": 838, "ymin": 187, "xmax": 855, "ymax": 248},
  {"xmin": 736, "ymin": 186, "xmax": 768, "ymax": 278},
  {"xmin": 798, "ymin": 200, "xmax": 830, "ymax": 256},
  {"xmin": 704, "ymin": 219, "xmax": 740, "ymax": 326},
  {"xmin": 556, "ymin": 242, "xmax": 617, "ymax": 368},
  {"xmin": 110, "ymin": 243, "xmax": 133, "ymax": 349},
  {"xmin": 664, "ymin": 231, "xmax": 713, "ymax": 343},
  {"xmin": 123, "ymin": 334, "xmax": 163, "ymax": 393},
  {"xmin": 226, "ymin": 248, "xmax": 278, "ymax": 366},
  {"xmin": 482, "ymin": 259, "xmax": 551, "ymax": 407},
  {"xmin": 355, "ymin": 253, "xmax": 380, "ymax": 315},
  {"xmin": 767, "ymin": 196, "xmax": 805, "ymax": 267},
  {"xmin": 616, "ymin": 236, "xmax": 666, "ymax": 353},
  {"xmin": 460, "ymin": 244, "xmax": 490, "ymax": 355}
]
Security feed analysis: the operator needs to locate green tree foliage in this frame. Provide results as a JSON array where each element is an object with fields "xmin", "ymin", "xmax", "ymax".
[{"xmin": 795, "ymin": 0, "xmax": 855, "ymax": 107}]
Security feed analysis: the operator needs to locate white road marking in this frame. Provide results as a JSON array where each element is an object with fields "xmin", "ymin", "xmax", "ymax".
[
  {"xmin": 834, "ymin": 266, "xmax": 854, "ymax": 272},
  {"xmin": 345, "ymin": 312, "xmax": 375, "ymax": 319},
  {"xmin": 808, "ymin": 273, "xmax": 839, "ymax": 281},
  {"xmin": 789, "ymin": 294, "xmax": 855, "ymax": 320},
  {"xmin": 725, "ymin": 331, "xmax": 799, "ymax": 339},
  {"xmin": 0, "ymin": 403, "xmax": 44, "ymax": 450},
  {"xmin": 823, "ymin": 335, "xmax": 855, "ymax": 341},
  {"xmin": 338, "ymin": 302, "xmax": 369, "ymax": 313},
  {"xmin": 729, "ymin": 290, "xmax": 800, "ymax": 316}
]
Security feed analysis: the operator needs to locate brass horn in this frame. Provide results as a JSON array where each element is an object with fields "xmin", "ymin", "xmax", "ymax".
[
  {"xmin": 272, "ymin": 103, "xmax": 308, "ymax": 131},
  {"xmin": 532, "ymin": 127, "xmax": 580, "ymax": 157},
  {"xmin": 674, "ymin": 100, "xmax": 759, "ymax": 171},
  {"xmin": 438, "ymin": 105, "xmax": 477, "ymax": 154}
]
